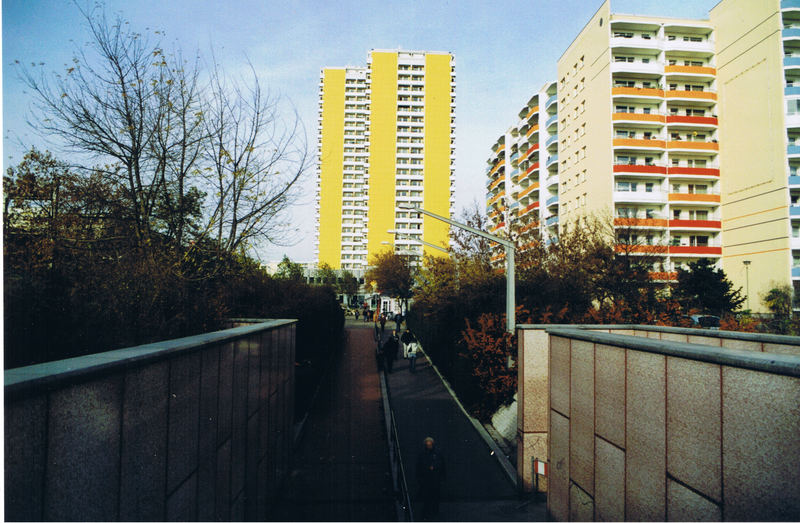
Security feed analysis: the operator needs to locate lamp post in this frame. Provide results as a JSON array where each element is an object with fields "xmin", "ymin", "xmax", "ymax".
[
  {"xmin": 386, "ymin": 229, "xmax": 449, "ymax": 255},
  {"xmin": 743, "ymin": 260, "xmax": 751, "ymax": 311},
  {"xmin": 397, "ymin": 203, "xmax": 516, "ymax": 334}
]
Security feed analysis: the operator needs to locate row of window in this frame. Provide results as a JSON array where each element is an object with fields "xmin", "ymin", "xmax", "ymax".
[{"xmin": 613, "ymin": 31, "xmax": 706, "ymax": 43}]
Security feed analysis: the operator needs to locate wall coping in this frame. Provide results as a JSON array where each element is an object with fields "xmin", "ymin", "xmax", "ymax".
[
  {"xmin": 517, "ymin": 323, "xmax": 800, "ymax": 346},
  {"xmin": 546, "ymin": 327, "xmax": 800, "ymax": 378},
  {"xmin": 5, "ymin": 319, "xmax": 297, "ymax": 400}
]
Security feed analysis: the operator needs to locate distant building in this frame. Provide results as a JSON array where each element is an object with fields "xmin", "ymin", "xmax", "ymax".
[{"xmin": 315, "ymin": 49, "xmax": 456, "ymax": 270}]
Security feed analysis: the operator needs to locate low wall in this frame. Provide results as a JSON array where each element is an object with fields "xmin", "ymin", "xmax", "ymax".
[
  {"xmin": 5, "ymin": 319, "xmax": 296, "ymax": 522},
  {"xmin": 545, "ymin": 328, "xmax": 800, "ymax": 521},
  {"xmin": 516, "ymin": 325, "xmax": 800, "ymax": 496}
]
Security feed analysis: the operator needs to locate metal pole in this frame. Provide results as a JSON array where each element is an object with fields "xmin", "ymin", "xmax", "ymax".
[
  {"xmin": 397, "ymin": 203, "xmax": 516, "ymax": 334},
  {"xmin": 506, "ymin": 244, "xmax": 515, "ymax": 333},
  {"xmin": 743, "ymin": 260, "xmax": 751, "ymax": 311}
]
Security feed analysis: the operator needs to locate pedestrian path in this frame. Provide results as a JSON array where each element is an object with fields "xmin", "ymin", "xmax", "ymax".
[
  {"xmin": 382, "ymin": 333, "xmax": 546, "ymax": 522},
  {"xmin": 271, "ymin": 325, "xmax": 394, "ymax": 521}
]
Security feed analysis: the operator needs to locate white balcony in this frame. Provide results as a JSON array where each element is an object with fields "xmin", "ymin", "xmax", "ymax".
[
  {"xmin": 611, "ymin": 61, "xmax": 663, "ymax": 76},
  {"xmin": 613, "ymin": 190, "xmax": 668, "ymax": 204}
]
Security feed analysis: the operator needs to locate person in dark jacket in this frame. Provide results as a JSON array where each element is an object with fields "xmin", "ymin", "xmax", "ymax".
[
  {"xmin": 379, "ymin": 313, "xmax": 387, "ymax": 333},
  {"xmin": 382, "ymin": 330, "xmax": 399, "ymax": 373},
  {"xmin": 416, "ymin": 436, "xmax": 446, "ymax": 520}
]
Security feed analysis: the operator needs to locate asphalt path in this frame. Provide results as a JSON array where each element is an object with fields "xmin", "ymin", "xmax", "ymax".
[{"xmin": 271, "ymin": 324, "xmax": 394, "ymax": 521}]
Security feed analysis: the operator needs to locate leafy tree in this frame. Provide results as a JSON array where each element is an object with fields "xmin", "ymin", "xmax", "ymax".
[
  {"xmin": 337, "ymin": 269, "xmax": 360, "ymax": 298},
  {"xmin": 762, "ymin": 284, "xmax": 794, "ymax": 334},
  {"xmin": 315, "ymin": 262, "xmax": 337, "ymax": 286},
  {"xmin": 275, "ymin": 255, "xmax": 304, "ymax": 282},
  {"xmin": 673, "ymin": 258, "xmax": 745, "ymax": 315},
  {"xmin": 365, "ymin": 249, "xmax": 414, "ymax": 301}
]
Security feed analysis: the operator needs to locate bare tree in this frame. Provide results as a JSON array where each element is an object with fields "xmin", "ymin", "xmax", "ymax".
[
  {"xmin": 16, "ymin": 4, "xmax": 307, "ymax": 259},
  {"xmin": 201, "ymin": 60, "xmax": 307, "ymax": 257}
]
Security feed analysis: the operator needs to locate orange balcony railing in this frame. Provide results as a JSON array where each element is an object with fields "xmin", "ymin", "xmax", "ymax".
[
  {"xmin": 612, "ymin": 112, "xmax": 666, "ymax": 123},
  {"xmin": 668, "ymin": 193, "xmax": 720, "ymax": 203},
  {"xmin": 668, "ymin": 245, "xmax": 722, "ymax": 255},
  {"xmin": 613, "ymin": 138, "xmax": 666, "ymax": 148},
  {"xmin": 488, "ymin": 159, "xmax": 505, "ymax": 176},
  {"xmin": 614, "ymin": 217, "xmax": 669, "ymax": 228},
  {"xmin": 615, "ymin": 244, "xmax": 669, "ymax": 254},
  {"xmin": 668, "ymin": 219, "xmax": 721, "ymax": 229},
  {"xmin": 525, "ymin": 106, "xmax": 539, "ymax": 120},
  {"xmin": 526, "ymin": 124, "xmax": 540, "ymax": 138},
  {"xmin": 612, "ymin": 87, "xmax": 664, "ymax": 97},
  {"xmin": 667, "ymin": 166, "xmax": 719, "ymax": 177},
  {"xmin": 665, "ymin": 90, "xmax": 717, "ymax": 101},
  {"xmin": 525, "ymin": 162, "xmax": 541, "ymax": 176},
  {"xmin": 649, "ymin": 271, "xmax": 678, "ymax": 281},
  {"xmin": 665, "ymin": 115, "xmax": 718, "ymax": 126},
  {"xmin": 488, "ymin": 176, "xmax": 505, "ymax": 192},
  {"xmin": 518, "ymin": 201, "xmax": 540, "ymax": 217},
  {"xmin": 664, "ymin": 65, "xmax": 716, "ymax": 76},
  {"xmin": 518, "ymin": 221, "xmax": 540, "ymax": 234},
  {"xmin": 518, "ymin": 182, "xmax": 540, "ymax": 200},
  {"xmin": 487, "ymin": 190, "xmax": 506, "ymax": 207},
  {"xmin": 666, "ymin": 141, "xmax": 719, "ymax": 151}
]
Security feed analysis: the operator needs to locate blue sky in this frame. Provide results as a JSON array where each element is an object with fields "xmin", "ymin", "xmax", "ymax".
[{"xmin": 3, "ymin": 0, "xmax": 719, "ymax": 262}]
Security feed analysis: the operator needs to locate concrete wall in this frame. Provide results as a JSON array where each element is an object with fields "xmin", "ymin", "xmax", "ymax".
[
  {"xmin": 544, "ymin": 328, "xmax": 800, "ymax": 521},
  {"xmin": 517, "ymin": 324, "xmax": 800, "ymax": 494},
  {"xmin": 5, "ymin": 319, "xmax": 296, "ymax": 522}
]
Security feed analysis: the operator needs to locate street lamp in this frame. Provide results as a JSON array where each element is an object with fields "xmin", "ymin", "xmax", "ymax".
[
  {"xmin": 386, "ymin": 229, "xmax": 449, "ymax": 254},
  {"xmin": 397, "ymin": 203, "xmax": 516, "ymax": 334},
  {"xmin": 743, "ymin": 260, "xmax": 751, "ymax": 311}
]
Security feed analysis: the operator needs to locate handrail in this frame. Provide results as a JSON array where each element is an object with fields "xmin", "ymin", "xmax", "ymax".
[{"xmin": 390, "ymin": 407, "xmax": 414, "ymax": 521}]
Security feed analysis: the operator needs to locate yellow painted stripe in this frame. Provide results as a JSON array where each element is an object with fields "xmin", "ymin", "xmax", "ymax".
[
  {"xmin": 366, "ymin": 52, "xmax": 398, "ymax": 262},
  {"xmin": 723, "ymin": 247, "xmax": 789, "ymax": 257},
  {"xmin": 724, "ymin": 206, "xmax": 787, "ymax": 222},
  {"xmin": 317, "ymin": 69, "xmax": 346, "ymax": 268},
  {"xmin": 423, "ymin": 53, "xmax": 452, "ymax": 257}
]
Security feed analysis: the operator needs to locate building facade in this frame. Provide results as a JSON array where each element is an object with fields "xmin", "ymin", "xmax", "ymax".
[
  {"xmin": 315, "ymin": 49, "xmax": 456, "ymax": 270},
  {"xmin": 711, "ymin": 0, "xmax": 800, "ymax": 308},
  {"xmin": 488, "ymin": 2, "xmax": 725, "ymax": 284}
]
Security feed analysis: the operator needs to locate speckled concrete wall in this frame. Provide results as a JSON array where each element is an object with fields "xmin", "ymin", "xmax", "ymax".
[
  {"xmin": 544, "ymin": 330, "xmax": 800, "ymax": 521},
  {"xmin": 4, "ymin": 320, "xmax": 296, "ymax": 522},
  {"xmin": 517, "ymin": 323, "xmax": 800, "ymax": 501}
]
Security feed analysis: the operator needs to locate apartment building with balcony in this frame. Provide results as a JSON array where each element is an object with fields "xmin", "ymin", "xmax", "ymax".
[
  {"xmin": 710, "ymin": 0, "xmax": 800, "ymax": 309},
  {"xmin": 485, "ymin": 83, "xmax": 556, "ymax": 265},
  {"xmin": 315, "ymin": 49, "xmax": 456, "ymax": 270},
  {"xmin": 556, "ymin": 1, "xmax": 721, "ymax": 281}
]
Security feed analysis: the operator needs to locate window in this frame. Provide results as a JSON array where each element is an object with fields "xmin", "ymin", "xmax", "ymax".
[
  {"xmin": 673, "ymin": 209, "xmax": 681, "ymax": 220},
  {"xmin": 668, "ymin": 35, "xmax": 676, "ymax": 41},
  {"xmin": 642, "ymin": 33, "xmax": 651, "ymax": 39},
  {"xmin": 645, "ymin": 208, "xmax": 656, "ymax": 219},
  {"xmin": 671, "ymin": 235, "xmax": 681, "ymax": 246},
  {"xmin": 673, "ymin": 183, "xmax": 681, "ymax": 192},
  {"xmin": 614, "ymin": 31, "xmax": 634, "ymax": 38},
  {"xmin": 645, "ymin": 183, "xmax": 654, "ymax": 193},
  {"xmin": 696, "ymin": 210, "xmax": 708, "ymax": 220}
]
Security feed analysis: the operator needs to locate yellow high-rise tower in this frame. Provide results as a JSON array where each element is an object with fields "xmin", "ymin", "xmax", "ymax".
[{"xmin": 315, "ymin": 50, "xmax": 456, "ymax": 271}]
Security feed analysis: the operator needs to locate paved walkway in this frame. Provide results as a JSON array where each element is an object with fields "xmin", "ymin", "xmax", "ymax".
[
  {"xmin": 272, "ymin": 324, "xmax": 394, "ymax": 521},
  {"xmin": 381, "ymin": 330, "xmax": 547, "ymax": 522}
]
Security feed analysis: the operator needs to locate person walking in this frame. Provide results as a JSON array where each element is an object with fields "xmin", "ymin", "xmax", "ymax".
[
  {"xmin": 379, "ymin": 313, "xmax": 387, "ymax": 334},
  {"xmin": 394, "ymin": 312, "xmax": 403, "ymax": 332},
  {"xmin": 416, "ymin": 436, "xmax": 446, "ymax": 520},
  {"xmin": 400, "ymin": 328, "xmax": 416, "ymax": 358},
  {"xmin": 401, "ymin": 329, "xmax": 418, "ymax": 372},
  {"xmin": 382, "ymin": 330, "xmax": 399, "ymax": 373}
]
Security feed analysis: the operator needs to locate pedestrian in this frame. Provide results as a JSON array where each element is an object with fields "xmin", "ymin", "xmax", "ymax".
[
  {"xmin": 379, "ymin": 313, "xmax": 387, "ymax": 334},
  {"xmin": 395, "ymin": 312, "xmax": 403, "ymax": 332},
  {"xmin": 362, "ymin": 307, "xmax": 368, "ymax": 323},
  {"xmin": 407, "ymin": 339, "xmax": 418, "ymax": 372},
  {"xmin": 382, "ymin": 330, "xmax": 399, "ymax": 373},
  {"xmin": 416, "ymin": 436, "xmax": 446, "ymax": 520},
  {"xmin": 401, "ymin": 329, "xmax": 419, "ymax": 372},
  {"xmin": 400, "ymin": 328, "xmax": 416, "ymax": 358}
]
